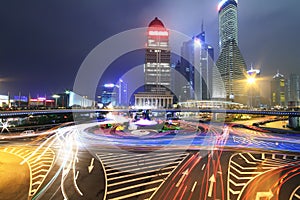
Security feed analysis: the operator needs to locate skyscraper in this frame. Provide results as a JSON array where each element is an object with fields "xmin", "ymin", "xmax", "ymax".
[
  {"xmin": 144, "ymin": 17, "xmax": 171, "ymax": 93},
  {"xmin": 134, "ymin": 17, "xmax": 173, "ymax": 108},
  {"xmin": 271, "ymin": 71, "xmax": 287, "ymax": 107},
  {"xmin": 218, "ymin": 0, "xmax": 238, "ymax": 49},
  {"xmin": 288, "ymin": 73, "xmax": 300, "ymax": 102},
  {"xmin": 215, "ymin": 0, "xmax": 247, "ymax": 104},
  {"xmin": 180, "ymin": 27, "xmax": 214, "ymax": 101}
]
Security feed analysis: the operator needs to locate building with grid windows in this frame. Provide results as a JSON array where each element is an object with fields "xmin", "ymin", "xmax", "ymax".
[{"xmin": 214, "ymin": 0, "xmax": 247, "ymax": 104}]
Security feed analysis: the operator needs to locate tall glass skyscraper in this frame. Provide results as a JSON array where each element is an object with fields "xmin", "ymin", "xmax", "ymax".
[
  {"xmin": 218, "ymin": 0, "xmax": 238, "ymax": 49},
  {"xmin": 180, "ymin": 29, "xmax": 214, "ymax": 101},
  {"xmin": 215, "ymin": 0, "xmax": 247, "ymax": 104},
  {"xmin": 271, "ymin": 72, "xmax": 287, "ymax": 107}
]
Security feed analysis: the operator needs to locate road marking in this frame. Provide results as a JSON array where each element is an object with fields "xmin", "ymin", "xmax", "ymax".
[
  {"xmin": 255, "ymin": 190, "xmax": 273, "ymax": 200},
  {"xmin": 107, "ymin": 161, "xmax": 181, "ymax": 176},
  {"xmin": 75, "ymin": 171, "xmax": 79, "ymax": 180},
  {"xmin": 88, "ymin": 158, "xmax": 94, "ymax": 173},
  {"xmin": 176, "ymin": 169, "xmax": 189, "ymax": 187},
  {"xmin": 294, "ymin": 156, "xmax": 298, "ymax": 160},
  {"xmin": 107, "ymin": 179, "xmax": 163, "ymax": 195},
  {"xmin": 295, "ymin": 193, "xmax": 300, "ymax": 199},
  {"xmin": 208, "ymin": 174, "xmax": 216, "ymax": 197},
  {"xmin": 229, "ymin": 179, "xmax": 246, "ymax": 187},
  {"xmin": 106, "ymin": 157, "xmax": 181, "ymax": 172},
  {"xmin": 109, "ymin": 188, "xmax": 157, "ymax": 200},
  {"xmin": 105, "ymin": 154, "xmax": 183, "ymax": 168},
  {"xmin": 289, "ymin": 185, "xmax": 300, "ymax": 200},
  {"xmin": 98, "ymin": 151, "xmax": 189, "ymax": 200},
  {"xmin": 191, "ymin": 181, "xmax": 197, "ymax": 192},
  {"xmin": 107, "ymin": 166, "xmax": 175, "ymax": 181},
  {"xmin": 272, "ymin": 154, "xmax": 275, "ymax": 159},
  {"xmin": 0, "ymin": 146, "xmax": 55, "ymax": 198},
  {"xmin": 101, "ymin": 152, "xmax": 183, "ymax": 165},
  {"xmin": 108, "ymin": 172, "xmax": 170, "ymax": 187}
]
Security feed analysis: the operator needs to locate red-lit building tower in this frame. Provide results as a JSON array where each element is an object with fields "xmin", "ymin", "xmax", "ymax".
[
  {"xmin": 134, "ymin": 17, "xmax": 173, "ymax": 108},
  {"xmin": 145, "ymin": 17, "xmax": 171, "ymax": 93}
]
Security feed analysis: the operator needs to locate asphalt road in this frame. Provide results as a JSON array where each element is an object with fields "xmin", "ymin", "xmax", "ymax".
[{"xmin": 0, "ymin": 117, "xmax": 299, "ymax": 200}]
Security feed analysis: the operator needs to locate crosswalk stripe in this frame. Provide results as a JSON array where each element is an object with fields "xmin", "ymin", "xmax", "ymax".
[
  {"xmin": 105, "ymin": 158, "xmax": 183, "ymax": 172},
  {"xmin": 109, "ymin": 187, "xmax": 158, "ymax": 200},
  {"xmin": 107, "ymin": 165, "xmax": 176, "ymax": 181},
  {"xmin": 108, "ymin": 172, "xmax": 170, "ymax": 187},
  {"xmin": 107, "ymin": 179, "xmax": 163, "ymax": 195},
  {"xmin": 101, "ymin": 154, "xmax": 185, "ymax": 167},
  {"xmin": 107, "ymin": 161, "xmax": 180, "ymax": 176}
]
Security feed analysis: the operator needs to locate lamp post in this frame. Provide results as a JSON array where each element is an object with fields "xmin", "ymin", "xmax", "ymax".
[
  {"xmin": 52, "ymin": 94, "xmax": 60, "ymax": 108},
  {"xmin": 65, "ymin": 90, "xmax": 70, "ymax": 108},
  {"xmin": 247, "ymin": 76, "xmax": 255, "ymax": 109}
]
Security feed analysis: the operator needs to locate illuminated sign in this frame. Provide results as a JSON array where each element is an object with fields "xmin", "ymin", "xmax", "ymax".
[
  {"xmin": 218, "ymin": 0, "xmax": 238, "ymax": 11},
  {"xmin": 148, "ymin": 30, "xmax": 168, "ymax": 36},
  {"xmin": 14, "ymin": 96, "xmax": 28, "ymax": 102}
]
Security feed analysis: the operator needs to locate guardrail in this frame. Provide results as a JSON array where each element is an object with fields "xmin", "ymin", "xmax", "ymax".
[{"xmin": 0, "ymin": 109, "xmax": 299, "ymax": 117}]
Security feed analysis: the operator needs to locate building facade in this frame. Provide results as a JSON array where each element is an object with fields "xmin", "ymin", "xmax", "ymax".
[
  {"xmin": 134, "ymin": 17, "xmax": 173, "ymax": 108},
  {"xmin": 144, "ymin": 17, "xmax": 171, "ymax": 93},
  {"xmin": 214, "ymin": 0, "xmax": 247, "ymax": 104},
  {"xmin": 287, "ymin": 73, "xmax": 300, "ymax": 110},
  {"xmin": 271, "ymin": 72, "xmax": 287, "ymax": 108},
  {"xmin": 288, "ymin": 73, "xmax": 300, "ymax": 102},
  {"xmin": 218, "ymin": 0, "xmax": 238, "ymax": 49},
  {"xmin": 180, "ymin": 28, "xmax": 214, "ymax": 101}
]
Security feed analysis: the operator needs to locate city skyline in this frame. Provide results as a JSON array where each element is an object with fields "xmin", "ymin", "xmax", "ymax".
[{"xmin": 0, "ymin": 0, "xmax": 299, "ymax": 97}]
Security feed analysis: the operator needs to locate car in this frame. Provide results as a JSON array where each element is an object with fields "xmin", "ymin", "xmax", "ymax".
[{"xmin": 21, "ymin": 130, "xmax": 35, "ymax": 135}]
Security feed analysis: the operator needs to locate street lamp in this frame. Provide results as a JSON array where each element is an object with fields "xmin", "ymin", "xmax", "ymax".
[
  {"xmin": 65, "ymin": 90, "xmax": 70, "ymax": 108},
  {"xmin": 52, "ymin": 94, "xmax": 60, "ymax": 108},
  {"xmin": 247, "ymin": 76, "xmax": 256, "ymax": 109}
]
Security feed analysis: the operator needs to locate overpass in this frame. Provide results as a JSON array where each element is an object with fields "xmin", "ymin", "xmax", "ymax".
[
  {"xmin": 0, "ymin": 109, "xmax": 299, "ymax": 117},
  {"xmin": 1, "ymin": 109, "xmax": 299, "ymax": 129}
]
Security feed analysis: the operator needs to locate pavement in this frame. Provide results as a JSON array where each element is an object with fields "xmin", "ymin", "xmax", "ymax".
[{"xmin": 0, "ymin": 151, "xmax": 30, "ymax": 200}]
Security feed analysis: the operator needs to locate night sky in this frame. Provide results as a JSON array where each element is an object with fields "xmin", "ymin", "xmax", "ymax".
[{"xmin": 0, "ymin": 0, "xmax": 299, "ymax": 98}]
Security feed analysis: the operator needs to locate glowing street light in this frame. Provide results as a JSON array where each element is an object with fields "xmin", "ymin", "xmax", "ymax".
[{"xmin": 247, "ymin": 76, "xmax": 255, "ymax": 84}]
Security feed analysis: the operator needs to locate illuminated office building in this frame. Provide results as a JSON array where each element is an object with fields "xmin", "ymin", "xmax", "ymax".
[
  {"xmin": 214, "ymin": 0, "xmax": 247, "ymax": 104},
  {"xmin": 288, "ymin": 73, "xmax": 300, "ymax": 102},
  {"xmin": 144, "ymin": 17, "xmax": 171, "ymax": 93},
  {"xmin": 218, "ymin": 0, "xmax": 238, "ymax": 49},
  {"xmin": 271, "ymin": 71, "xmax": 287, "ymax": 107},
  {"xmin": 134, "ymin": 17, "xmax": 173, "ymax": 108},
  {"xmin": 180, "ymin": 26, "xmax": 214, "ymax": 101}
]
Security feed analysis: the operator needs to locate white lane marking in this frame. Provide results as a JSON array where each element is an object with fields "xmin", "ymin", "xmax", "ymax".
[
  {"xmin": 191, "ymin": 181, "xmax": 198, "ymax": 192},
  {"xmin": 176, "ymin": 169, "xmax": 189, "ymax": 187},
  {"xmin": 208, "ymin": 174, "xmax": 216, "ymax": 197}
]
